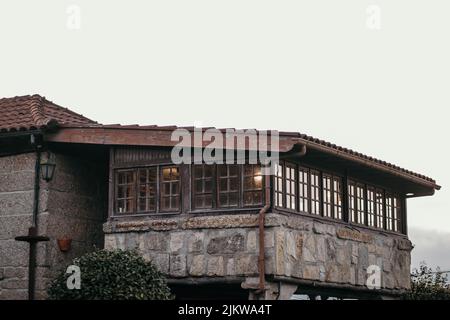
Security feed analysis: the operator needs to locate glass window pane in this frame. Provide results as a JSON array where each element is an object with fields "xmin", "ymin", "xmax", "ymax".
[
  {"xmin": 218, "ymin": 164, "xmax": 240, "ymax": 208},
  {"xmin": 193, "ymin": 165, "xmax": 214, "ymax": 209},
  {"xmin": 204, "ymin": 179, "xmax": 212, "ymax": 192},
  {"xmin": 219, "ymin": 178, "xmax": 228, "ymax": 191},
  {"xmin": 116, "ymin": 170, "xmax": 135, "ymax": 214},
  {"xmin": 229, "ymin": 192, "xmax": 238, "ymax": 206},
  {"xmin": 136, "ymin": 168, "xmax": 157, "ymax": 213},
  {"xmin": 160, "ymin": 166, "xmax": 180, "ymax": 212},
  {"xmin": 244, "ymin": 176, "xmax": 253, "ymax": 190},
  {"xmin": 243, "ymin": 164, "xmax": 263, "ymax": 206},
  {"xmin": 229, "ymin": 177, "xmax": 239, "ymax": 191},
  {"xmin": 204, "ymin": 194, "xmax": 212, "ymax": 208},
  {"xmin": 148, "ymin": 197, "xmax": 156, "ymax": 211}
]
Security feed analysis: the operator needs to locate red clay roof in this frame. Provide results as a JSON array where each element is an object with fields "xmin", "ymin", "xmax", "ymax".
[
  {"xmin": 53, "ymin": 123, "xmax": 439, "ymax": 188},
  {"xmin": 0, "ymin": 95, "xmax": 95, "ymax": 133},
  {"xmin": 0, "ymin": 94, "xmax": 439, "ymax": 189}
]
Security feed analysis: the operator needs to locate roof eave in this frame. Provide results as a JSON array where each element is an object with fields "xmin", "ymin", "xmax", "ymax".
[
  {"xmin": 301, "ymin": 140, "xmax": 440, "ymax": 191},
  {"xmin": 45, "ymin": 125, "xmax": 440, "ymax": 192}
]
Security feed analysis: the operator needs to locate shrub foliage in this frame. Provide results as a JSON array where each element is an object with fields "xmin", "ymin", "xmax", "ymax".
[
  {"xmin": 47, "ymin": 249, "xmax": 172, "ymax": 300},
  {"xmin": 404, "ymin": 262, "xmax": 450, "ymax": 300}
]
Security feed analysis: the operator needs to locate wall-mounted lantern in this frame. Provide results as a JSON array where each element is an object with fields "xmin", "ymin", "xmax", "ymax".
[{"xmin": 40, "ymin": 153, "xmax": 56, "ymax": 182}]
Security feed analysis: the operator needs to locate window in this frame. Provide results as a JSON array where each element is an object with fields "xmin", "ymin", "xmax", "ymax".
[
  {"xmin": 322, "ymin": 174, "xmax": 332, "ymax": 218},
  {"xmin": 386, "ymin": 195, "xmax": 402, "ymax": 232},
  {"xmin": 386, "ymin": 193, "xmax": 393, "ymax": 231},
  {"xmin": 138, "ymin": 168, "xmax": 157, "ymax": 212},
  {"xmin": 275, "ymin": 164, "xmax": 342, "ymax": 221},
  {"xmin": 193, "ymin": 165, "xmax": 213, "ymax": 209},
  {"xmin": 348, "ymin": 180, "xmax": 356, "ymax": 222},
  {"xmin": 191, "ymin": 164, "xmax": 264, "ymax": 211},
  {"xmin": 243, "ymin": 164, "xmax": 263, "ymax": 206},
  {"xmin": 273, "ymin": 162, "xmax": 403, "ymax": 232},
  {"xmin": 270, "ymin": 164, "xmax": 405, "ymax": 233},
  {"xmin": 160, "ymin": 166, "xmax": 181, "ymax": 212},
  {"xmin": 355, "ymin": 183, "xmax": 365, "ymax": 225},
  {"xmin": 114, "ymin": 165, "xmax": 181, "ymax": 215},
  {"xmin": 116, "ymin": 170, "xmax": 135, "ymax": 214},
  {"xmin": 310, "ymin": 170, "xmax": 321, "ymax": 215},
  {"xmin": 332, "ymin": 176, "xmax": 343, "ymax": 220},
  {"xmin": 218, "ymin": 165, "xmax": 239, "ymax": 208},
  {"xmin": 392, "ymin": 196, "xmax": 401, "ymax": 232},
  {"xmin": 347, "ymin": 181, "xmax": 403, "ymax": 233},
  {"xmin": 322, "ymin": 173, "xmax": 343, "ymax": 219},
  {"xmin": 367, "ymin": 187, "xmax": 375, "ymax": 227},
  {"xmin": 375, "ymin": 189, "xmax": 384, "ymax": 229},
  {"xmin": 274, "ymin": 163, "xmax": 284, "ymax": 208},
  {"xmin": 285, "ymin": 164, "xmax": 296, "ymax": 210},
  {"xmin": 298, "ymin": 168, "xmax": 309, "ymax": 213}
]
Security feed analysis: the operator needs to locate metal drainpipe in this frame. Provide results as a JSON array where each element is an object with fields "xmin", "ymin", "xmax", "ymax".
[
  {"xmin": 28, "ymin": 144, "xmax": 42, "ymax": 300},
  {"xmin": 32, "ymin": 144, "xmax": 42, "ymax": 227},
  {"xmin": 255, "ymin": 144, "xmax": 307, "ymax": 298},
  {"xmin": 256, "ymin": 177, "xmax": 271, "ymax": 296},
  {"xmin": 13, "ymin": 134, "xmax": 49, "ymax": 300}
]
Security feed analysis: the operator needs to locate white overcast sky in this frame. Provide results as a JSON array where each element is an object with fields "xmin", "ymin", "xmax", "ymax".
[{"xmin": 1, "ymin": 1, "xmax": 449, "ymax": 270}]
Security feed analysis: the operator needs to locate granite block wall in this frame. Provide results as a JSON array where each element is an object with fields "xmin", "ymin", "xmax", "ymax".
[
  {"xmin": 0, "ymin": 151, "xmax": 107, "ymax": 300},
  {"xmin": 104, "ymin": 212, "xmax": 412, "ymax": 298}
]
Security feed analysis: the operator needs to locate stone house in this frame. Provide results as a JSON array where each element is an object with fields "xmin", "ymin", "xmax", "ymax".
[{"xmin": 0, "ymin": 95, "xmax": 440, "ymax": 300}]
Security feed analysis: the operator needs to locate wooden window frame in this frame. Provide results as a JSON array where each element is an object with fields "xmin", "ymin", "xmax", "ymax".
[
  {"xmin": 322, "ymin": 173, "xmax": 333, "ymax": 218},
  {"xmin": 332, "ymin": 175, "xmax": 343, "ymax": 220},
  {"xmin": 348, "ymin": 180, "xmax": 356, "ymax": 223},
  {"xmin": 346, "ymin": 178, "xmax": 405, "ymax": 234},
  {"xmin": 385, "ymin": 193, "xmax": 393, "ymax": 231},
  {"xmin": 375, "ymin": 188, "xmax": 384, "ymax": 229},
  {"xmin": 392, "ymin": 196, "xmax": 401, "ymax": 232},
  {"xmin": 217, "ymin": 164, "xmax": 240, "ymax": 208},
  {"xmin": 190, "ymin": 164, "xmax": 265, "ymax": 212},
  {"xmin": 192, "ymin": 164, "xmax": 215, "ymax": 210},
  {"xmin": 274, "ymin": 162, "xmax": 285, "ymax": 208},
  {"xmin": 275, "ymin": 163, "xmax": 345, "ymax": 222},
  {"xmin": 285, "ymin": 163, "xmax": 297, "ymax": 211},
  {"xmin": 355, "ymin": 183, "xmax": 366, "ymax": 225},
  {"xmin": 113, "ymin": 164, "xmax": 182, "ymax": 216},
  {"xmin": 367, "ymin": 186, "xmax": 376, "ymax": 227},
  {"xmin": 137, "ymin": 167, "xmax": 158, "ymax": 213},
  {"xmin": 242, "ymin": 164, "xmax": 264, "ymax": 207},
  {"xmin": 310, "ymin": 169, "xmax": 321, "ymax": 216},
  {"xmin": 160, "ymin": 165, "xmax": 181, "ymax": 213},
  {"xmin": 298, "ymin": 166, "xmax": 310, "ymax": 214},
  {"xmin": 112, "ymin": 159, "xmax": 408, "ymax": 235},
  {"xmin": 271, "ymin": 161, "xmax": 407, "ymax": 235},
  {"xmin": 115, "ymin": 169, "xmax": 136, "ymax": 214}
]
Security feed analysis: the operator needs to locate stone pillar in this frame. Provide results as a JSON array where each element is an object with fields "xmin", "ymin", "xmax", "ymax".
[
  {"xmin": 243, "ymin": 278, "xmax": 297, "ymax": 300},
  {"xmin": 278, "ymin": 283, "xmax": 298, "ymax": 300}
]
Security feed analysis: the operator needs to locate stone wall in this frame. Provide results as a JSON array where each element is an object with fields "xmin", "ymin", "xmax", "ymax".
[
  {"xmin": 0, "ymin": 153, "xmax": 38, "ymax": 299},
  {"xmin": 104, "ymin": 212, "xmax": 412, "ymax": 297},
  {"xmin": 0, "ymin": 151, "xmax": 107, "ymax": 300},
  {"xmin": 270, "ymin": 214, "xmax": 412, "ymax": 291},
  {"xmin": 104, "ymin": 215, "xmax": 262, "ymax": 279},
  {"xmin": 42, "ymin": 152, "xmax": 107, "ymax": 284}
]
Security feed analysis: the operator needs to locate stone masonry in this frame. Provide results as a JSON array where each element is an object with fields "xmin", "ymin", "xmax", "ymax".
[
  {"xmin": 104, "ymin": 212, "xmax": 412, "ymax": 298},
  {"xmin": 0, "ymin": 152, "xmax": 106, "ymax": 300}
]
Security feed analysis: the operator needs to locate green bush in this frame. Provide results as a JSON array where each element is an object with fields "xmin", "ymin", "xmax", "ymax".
[
  {"xmin": 404, "ymin": 262, "xmax": 450, "ymax": 300},
  {"xmin": 47, "ymin": 249, "xmax": 172, "ymax": 300}
]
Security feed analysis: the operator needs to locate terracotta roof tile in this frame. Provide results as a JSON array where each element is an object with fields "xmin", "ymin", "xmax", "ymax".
[
  {"xmin": 0, "ymin": 94, "xmax": 438, "ymax": 188},
  {"xmin": 0, "ymin": 94, "xmax": 95, "ymax": 133},
  {"xmin": 56, "ymin": 122, "xmax": 438, "ymax": 186}
]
